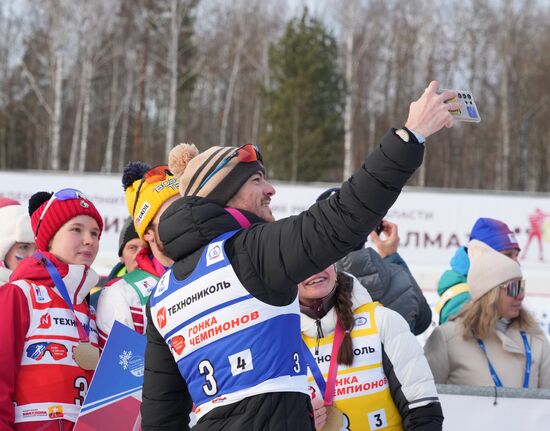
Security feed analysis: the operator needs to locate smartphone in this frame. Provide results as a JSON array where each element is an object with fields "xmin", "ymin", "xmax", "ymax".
[{"xmin": 437, "ymin": 88, "xmax": 481, "ymax": 123}]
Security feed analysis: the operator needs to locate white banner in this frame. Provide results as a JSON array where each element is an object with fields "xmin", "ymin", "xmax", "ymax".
[
  {"xmin": 439, "ymin": 392, "xmax": 550, "ymax": 431},
  {"xmin": 0, "ymin": 171, "xmax": 548, "ymax": 335}
]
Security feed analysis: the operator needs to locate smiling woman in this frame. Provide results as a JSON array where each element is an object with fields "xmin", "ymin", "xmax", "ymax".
[
  {"xmin": 298, "ymin": 267, "xmax": 443, "ymax": 430},
  {"xmin": 0, "ymin": 189, "xmax": 104, "ymax": 431},
  {"xmin": 424, "ymin": 240, "xmax": 550, "ymax": 389}
]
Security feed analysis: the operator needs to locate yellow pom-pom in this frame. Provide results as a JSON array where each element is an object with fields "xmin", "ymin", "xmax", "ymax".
[{"xmin": 169, "ymin": 143, "xmax": 199, "ymax": 179}]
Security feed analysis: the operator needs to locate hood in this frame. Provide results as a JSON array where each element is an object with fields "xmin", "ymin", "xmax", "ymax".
[
  {"xmin": 450, "ymin": 246, "xmax": 470, "ymax": 276},
  {"xmin": 159, "ymin": 196, "xmax": 265, "ymax": 262},
  {"xmin": 437, "ymin": 247, "xmax": 469, "ymax": 295},
  {"xmin": 437, "ymin": 269, "xmax": 468, "ymax": 295},
  {"xmin": 11, "ymin": 252, "xmax": 67, "ymax": 286},
  {"xmin": 301, "ymin": 274, "xmax": 372, "ymax": 338},
  {"xmin": 135, "ymin": 247, "xmax": 166, "ymax": 278},
  {"xmin": 10, "ymin": 251, "xmax": 98, "ymax": 304}
]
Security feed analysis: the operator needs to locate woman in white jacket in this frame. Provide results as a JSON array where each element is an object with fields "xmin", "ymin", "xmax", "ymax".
[{"xmin": 299, "ymin": 265, "xmax": 442, "ymax": 431}]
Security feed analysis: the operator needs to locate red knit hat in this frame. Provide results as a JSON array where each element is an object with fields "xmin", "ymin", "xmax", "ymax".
[{"xmin": 30, "ymin": 190, "xmax": 104, "ymax": 251}]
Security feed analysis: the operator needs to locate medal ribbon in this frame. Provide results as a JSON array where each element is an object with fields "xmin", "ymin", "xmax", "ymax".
[
  {"xmin": 34, "ymin": 252, "xmax": 90, "ymax": 342},
  {"xmin": 477, "ymin": 331, "xmax": 531, "ymax": 388},
  {"xmin": 302, "ymin": 320, "xmax": 345, "ymax": 406}
]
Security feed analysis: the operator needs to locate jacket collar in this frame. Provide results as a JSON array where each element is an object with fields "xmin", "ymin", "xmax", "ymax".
[
  {"xmin": 301, "ymin": 273, "xmax": 372, "ymax": 338},
  {"xmin": 495, "ymin": 320, "xmax": 530, "ymax": 355},
  {"xmin": 160, "ymin": 196, "xmax": 265, "ymax": 263},
  {"xmin": 10, "ymin": 251, "xmax": 98, "ymax": 305},
  {"xmin": 136, "ymin": 247, "xmax": 166, "ymax": 277}
]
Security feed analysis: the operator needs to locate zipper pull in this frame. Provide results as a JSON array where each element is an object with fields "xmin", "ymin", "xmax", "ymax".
[{"xmin": 315, "ymin": 319, "xmax": 323, "ymax": 356}]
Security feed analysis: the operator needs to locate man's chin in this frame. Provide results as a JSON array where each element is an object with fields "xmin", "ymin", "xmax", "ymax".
[{"xmin": 263, "ymin": 209, "xmax": 275, "ymax": 222}]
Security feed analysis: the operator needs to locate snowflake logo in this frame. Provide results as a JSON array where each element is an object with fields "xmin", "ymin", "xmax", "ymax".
[{"xmin": 119, "ymin": 350, "xmax": 133, "ymax": 370}]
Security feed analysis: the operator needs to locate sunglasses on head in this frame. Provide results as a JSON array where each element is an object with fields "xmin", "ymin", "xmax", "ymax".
[
  {"xmin": 197, "ymin": 144, "xmax": 263, "ymax": 192},
  {"xmin": 131, "ymin": 165, "xmax": 172, "ymax": 218},
  {"xmin": 501, "ymin": 279, "xmax": 526, "ymax": 297},
  {"xmin": 35, "ymin": 188, "xmax": 89, "ymax": 237},
  {"xmin": 316, "ymin": 187, "xmax": 341, "ymax": 202}
]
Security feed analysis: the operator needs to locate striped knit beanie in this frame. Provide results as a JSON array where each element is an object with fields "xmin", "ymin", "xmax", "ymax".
[
  {"xmin": 29, "ymin": 191, "xmax": 104, "ymax": 251},
  {"xmin": 168, "ymin": 144, "xmax": 264, "ymax": 205}
]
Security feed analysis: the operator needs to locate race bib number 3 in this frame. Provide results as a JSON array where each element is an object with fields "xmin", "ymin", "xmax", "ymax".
[
  {"xmin": 368, "ymin": 408, "xmax": 388, "ymax": 429},
  {"xmin": 228, "ymin": 349, "xmax": 253, "ymax": 376}
]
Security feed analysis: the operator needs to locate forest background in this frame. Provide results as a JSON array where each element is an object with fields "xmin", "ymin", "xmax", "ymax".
[{"xmin": 0, "ymin": 0, "xmax": 549, "ymax": 192}]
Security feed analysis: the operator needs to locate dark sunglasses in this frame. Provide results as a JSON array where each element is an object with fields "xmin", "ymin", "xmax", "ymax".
[
  {"xmin": 131, "ymin": 165, "xmax": 172, "ymax": 218},
  {"xmin": 501, "ymin": 279, "xmax": 526, "ymax": 297},
  {"xmin": 35, "ymin": 188, "xmax": 89, "ymax": 237},
  {"xmin": 197, "ymin": 144, "xmax": 263, "ymax": 192},
  {"xmin": 316, "ymin": 187, "xmax": 340, "ymax": 202}
]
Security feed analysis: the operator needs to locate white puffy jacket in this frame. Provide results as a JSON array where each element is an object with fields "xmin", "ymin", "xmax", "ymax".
[{"xmin": 301, "ymin": 274, "xmax": 443, "ymax": 430}]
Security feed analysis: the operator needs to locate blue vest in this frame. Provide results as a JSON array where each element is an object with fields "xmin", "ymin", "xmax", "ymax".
[{"xmin": 149, "ymin": 230, "xmax": 308, "ymax": 419}]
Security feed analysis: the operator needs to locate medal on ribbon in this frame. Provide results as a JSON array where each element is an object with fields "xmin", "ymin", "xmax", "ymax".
[{"xmin": 73, "ymin": 341, "xmax": 100, "ymax": 370}]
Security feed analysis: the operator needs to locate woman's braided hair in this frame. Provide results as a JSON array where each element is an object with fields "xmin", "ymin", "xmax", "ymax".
[{"xmin": 334, "ymin": 272, "xmax": 355, "ymax": 366}]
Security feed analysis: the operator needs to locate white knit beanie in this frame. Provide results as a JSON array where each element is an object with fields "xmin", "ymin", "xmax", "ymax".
[
  {"xmin": 467, "ymin": 239, "xmax": 522, "ymax": 301},
  {"xmin": 0, "ymin": 200, "xmax": 34, "ymax": 261}
]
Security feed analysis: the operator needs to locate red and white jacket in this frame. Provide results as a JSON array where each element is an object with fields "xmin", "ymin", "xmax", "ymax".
[
  {"xmin": 96, "ymin": 249, "xmax": 165, "ymax": 350},
  {"xmin": 0, "ymin": 252, "xmax": 99, "ymax": 431}
]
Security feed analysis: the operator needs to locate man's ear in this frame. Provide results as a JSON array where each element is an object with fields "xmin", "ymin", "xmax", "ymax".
[{"xmin": 143, "ymin": 228, "xmax": 154, "ymax": 244}]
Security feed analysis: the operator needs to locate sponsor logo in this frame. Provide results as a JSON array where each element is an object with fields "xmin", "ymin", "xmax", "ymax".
[
  {"xmin": 52, "ymin": 317, "xmax": 77, "ymax": 327},
  {"xmin": 166, "ymin": 281, "xmax": 231, "ymax": 316},
  {"xmin": 212, "ymin": 396, "xmax": 228, "ymax": 404},
  {"xmin": 206, "ymin": 242, "xmax": 224, "ymax": 266},
  {"xmin": 209, "ymin": 245, "xmax": 220, "ymax": 260},
  {"xmin": 32, "ymin": 285, "xmax": 51, "ymax": 304},
  {"xmin": 187, "ymin": 311, "xmax": 259, "ymax": 348},
  {"xmin": 135, "ymin": 202, "xmax": 151, "ymax": 227},
  {"xmin": 22, "ymin": 408, "xmax": 48, "ymax": 418},
  {"xmin": 48, "ymin": 405, "xmax": 64, "ymax": 419},
  {"xmin": 169, "ymin": 335, "xmax": 186, "ymax": 355},
  {"xmin": 157, "ymin": 307, "xmax": 167, "ymax": 329},
  {"xmin": 38, "ymin": 313, "xmax": 51, "ymax": 329},
  {"xmin": 119, "ymin": 350, "xmax": 145, "ymax": 377},
  {"xmin": 154, "ymin": 274, "xmax": 169, "ymax": 297},
  {"xmin": 354, "ymin": 316, "xmax": 368, "ymax": 327},
  {"xmin": 27, "ymin": 342, "xmax": 68, "ymax": 361},
  {"xmin": 153, "ymin": 177, "xmax": 178, "ymax": 193},
  {"xmin": 137, "ymin": 277, "xmax": 157, "ymax": 294}
]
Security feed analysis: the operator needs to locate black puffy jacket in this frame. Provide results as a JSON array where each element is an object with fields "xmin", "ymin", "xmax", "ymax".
[
  {"xmin": 337, "ymin": 248, "xmax": 432, "ymax": 335},
  {"xmin": 141, "ymin": 130, "xmax": 425, "ymax": 431}
]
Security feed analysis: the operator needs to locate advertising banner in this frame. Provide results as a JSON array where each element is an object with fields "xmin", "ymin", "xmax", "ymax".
[{"xmin": 1, "ymin": 171, "xmax": 548, "ymax": 334}]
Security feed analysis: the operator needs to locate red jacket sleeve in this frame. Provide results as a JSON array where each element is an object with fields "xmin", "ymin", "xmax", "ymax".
[{"xmin": 0, "ymin": 283, "xmax": 30, "ymax": 431}]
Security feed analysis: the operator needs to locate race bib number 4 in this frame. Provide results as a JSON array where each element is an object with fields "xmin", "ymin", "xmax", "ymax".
[{"xmin": 228, "ymin": 349, "xmax": 253, "ymax": 376}]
